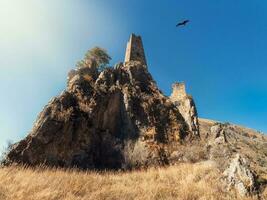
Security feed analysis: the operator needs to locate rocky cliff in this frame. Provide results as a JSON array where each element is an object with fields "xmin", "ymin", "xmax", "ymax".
[
  {"xmin": 2, "ymin": 34, "xmax": 267, "ymax": 197},
  {"xmin": 4, "ymin": 59, "xmax": 198, "ymax": 169}
]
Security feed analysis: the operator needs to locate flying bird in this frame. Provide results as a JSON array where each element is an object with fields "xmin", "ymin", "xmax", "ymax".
[{"xmin": 176, "ymin": 20, "xmax": 190, "ymax": 27}]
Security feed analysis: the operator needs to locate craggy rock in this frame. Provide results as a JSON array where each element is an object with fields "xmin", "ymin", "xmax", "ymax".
[
  {"xmin": 210, "ymin": 124, "xmax": 227, "ymax": 144},
  {"xmin": 170, "ymin": 82, "xmax": 199, "ymax": 136},
  {"xmin": 3, "ymin": 61, "xmax": 191, "ymax": 169},
  {"xmin": 223, "ymin": 154, "xmax": 258, "ymax": 196},
  {"xmin": 205, "ymin": 123, "xmax": 236, "ymax": 167}
]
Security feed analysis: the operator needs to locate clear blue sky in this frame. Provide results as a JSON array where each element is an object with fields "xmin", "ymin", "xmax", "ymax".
[{"xmin": 1, "ymin": 0, "xmax": 267, "ymax": 150}]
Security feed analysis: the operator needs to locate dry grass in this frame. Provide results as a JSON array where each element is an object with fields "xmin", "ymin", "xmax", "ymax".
[{"xmin": 0, "ymin": 162, "xmax": 257, "ymax": 200}]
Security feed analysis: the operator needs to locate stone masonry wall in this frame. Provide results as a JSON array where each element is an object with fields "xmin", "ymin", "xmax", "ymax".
[
  {"xmin": 125, "ymin": 34, "xmax": 147, "ymax": 65},
  {"xmin": 170, "ymin": 82, "xmax": 199, "ymax": 136}
]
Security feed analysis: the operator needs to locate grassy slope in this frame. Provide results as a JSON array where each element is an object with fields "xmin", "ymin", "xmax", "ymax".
[
  {"xmin": 0, "ymin": 119, "xmax": 266, "ymax": 200},
  {"xmin": 199, "ymin": 118, "xmax": 267, "ymax": 181},
  {"xmin": 0, "ymin": 162, "xmax": 264, "ymax": 200}
]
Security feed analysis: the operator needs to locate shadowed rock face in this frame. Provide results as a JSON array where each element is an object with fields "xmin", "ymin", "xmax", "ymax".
[{"xmin": 4, "ymin": 61, "xmax": 191, "ymax": 169}]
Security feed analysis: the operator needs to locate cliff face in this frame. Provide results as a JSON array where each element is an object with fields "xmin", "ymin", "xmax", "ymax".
[{"xmin": 4, "ymin": 61, "xmax": 193, "ymax": 169}]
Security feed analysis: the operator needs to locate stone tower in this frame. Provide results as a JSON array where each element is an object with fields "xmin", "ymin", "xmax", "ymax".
[
  {"xmin": 170, "ymin": 82, "xmax": 187, "ymax": 100},
  {"xmin": 170, "ymin": 82, "xmax": 199, "ymax": 136},
  {"xmin": 124, "ymin": 34, "xmax": 147, "ymax": 65}
]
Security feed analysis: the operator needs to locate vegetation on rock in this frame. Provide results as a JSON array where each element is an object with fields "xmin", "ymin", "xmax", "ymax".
[{"xmin": 76, "ymin": 47, "xmax": 111, "ymax": 71}]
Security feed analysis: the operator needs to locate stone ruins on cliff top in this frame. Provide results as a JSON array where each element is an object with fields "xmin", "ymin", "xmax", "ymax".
[
  {"xmin": 170, "ymin": 82, "xmax": 199, "ymax": 136},
  {"xmin": 3, "ymin": 34, "xmax": 199, "ymax": 169},
  {"xmin": 2, "ymin": 33, "xmax": 266, "ymax": 197}
]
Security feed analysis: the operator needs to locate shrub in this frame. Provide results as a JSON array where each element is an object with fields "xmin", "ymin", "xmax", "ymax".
[{"xmin": 76, "ymin": 47, "xmax": 111, "ymax": 71}]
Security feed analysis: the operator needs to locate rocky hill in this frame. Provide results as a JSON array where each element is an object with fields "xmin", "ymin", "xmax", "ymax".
[
  {"xmin": 4, "ymin": 59, "xmax": 194, "ymax": 170},
  {"xmin": 2, "ymin": 34, "xmax": 267, "ymax": 197}
]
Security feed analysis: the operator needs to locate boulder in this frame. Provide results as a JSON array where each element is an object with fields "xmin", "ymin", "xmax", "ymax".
[
  {"xmin": 210, "ymin": 124, "xmax": 227, "ymax": 144},
  {"xmin": 223, "ymin": 154, "xmax": 257, "ymax": 196}
]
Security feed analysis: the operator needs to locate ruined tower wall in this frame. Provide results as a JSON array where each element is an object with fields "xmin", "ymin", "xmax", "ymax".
[
  {"xmin": 170, "ymin": 82, "xmax": 199, "ymax": 136},
  {"xmin": 170, "ymin": 82, "xmax": 187, "ymax": 101},
  {"xmin": 124, "ymin": 34, "xmax": 147, "ymax": 65}
]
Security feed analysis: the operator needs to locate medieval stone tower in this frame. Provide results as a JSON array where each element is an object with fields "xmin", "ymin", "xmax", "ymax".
[
  {"xmin": 170, "ymin": 82, "xmax": 200, "ymax": 136},
  {"xmin": 171, "ymin": 82, "xmax": 187, "ymax": 100},
  {"xmin": 124, "ymin": 34, "xmax": 147, "ymax": 65}
]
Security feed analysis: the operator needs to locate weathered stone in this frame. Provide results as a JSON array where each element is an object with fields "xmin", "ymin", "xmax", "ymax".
[
  {"xmin": 4, "ymin": 60, "xmax": 190, "ymax": 169},
  {"xmin": 210, "ymin": 124, "xmax": 227, "ymax": 144},
  {"xmin": 68, "ymin": 59, "xmax": 98, "ymax": 86},
  {"xmin": 124, "ymin": 34, "xmax": 147, "ymax": 66},
  {"xmin": 170, "ymin": 82, "xmax": 199, "ymax": 136},
  {"xmin": 223, "ymin": 154, "xmax": 257, "ymax": 196}
]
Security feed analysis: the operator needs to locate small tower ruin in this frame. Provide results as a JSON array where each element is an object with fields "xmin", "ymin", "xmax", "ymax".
[
  {"xmin": 170, "ymin": 82, "xmax": 199, "ymax": 136},
  {"xmin": 124, "ymin": 34, "xmax": 147, "ymax": 65},
  {"xmin": 170, "ymin": 82, "xmax": 187, "ymax": 100}
]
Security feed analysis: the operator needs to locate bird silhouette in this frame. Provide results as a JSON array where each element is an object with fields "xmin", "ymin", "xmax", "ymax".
[{"xmin": 176, "ymin": 20, "xmax": 190, "ymax": 27}]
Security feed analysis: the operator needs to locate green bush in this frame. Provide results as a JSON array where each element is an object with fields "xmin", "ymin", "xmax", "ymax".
[{"xmin": 76, "ymin": 47, "xmax": 111, "ymax": 71}]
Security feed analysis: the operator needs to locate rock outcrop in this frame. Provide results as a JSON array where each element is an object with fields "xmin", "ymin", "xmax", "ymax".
[
  {"xmin": 198, "ymin": 119, "xmax": 267, "ymax": 197},
  {"xmin": 170, "ymin": 82, "xmax": 199, "ymax": 136},
  {"xmin": 4, "ymin": 56, "xmax": 195, "ymax": 169},
  {"xmin": 210, "ymin": 124, "xmax": 227, "ymax": 144},
  {"xmin": 223, "ymin": 154, "xmax": 258, "ymax": 196}
]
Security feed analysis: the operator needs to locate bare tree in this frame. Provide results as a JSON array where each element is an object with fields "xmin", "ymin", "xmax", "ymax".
[{"xmin": 0, "ymin": 140, "xmax": 13, "ymax": 165}]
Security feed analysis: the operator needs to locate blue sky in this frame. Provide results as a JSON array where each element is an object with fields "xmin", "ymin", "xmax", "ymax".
[{"xmin": 1, "ymin": 0, "xmax": 267, "ymax": 150}]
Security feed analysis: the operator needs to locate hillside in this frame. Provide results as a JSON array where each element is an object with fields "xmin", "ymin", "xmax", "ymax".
[
  {"xmin": 198, "ymin": 119, "xmax": 267, "ymax": 184},
  {"xmin": 1, "ymin": 162, "xmax": 266, "ymax": 200},
  {"xmin": 1, "ymin": 34, "xmax": 267, "ymax": 198},
  {"xmin": 1, "ymin": 120, "xmax": 266, "ymax": 200}
]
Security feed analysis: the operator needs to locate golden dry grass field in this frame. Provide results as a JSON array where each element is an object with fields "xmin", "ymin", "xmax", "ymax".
[{"xmin": 0, "ymin": 161, "xmax": 264, "ymax": 200}]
